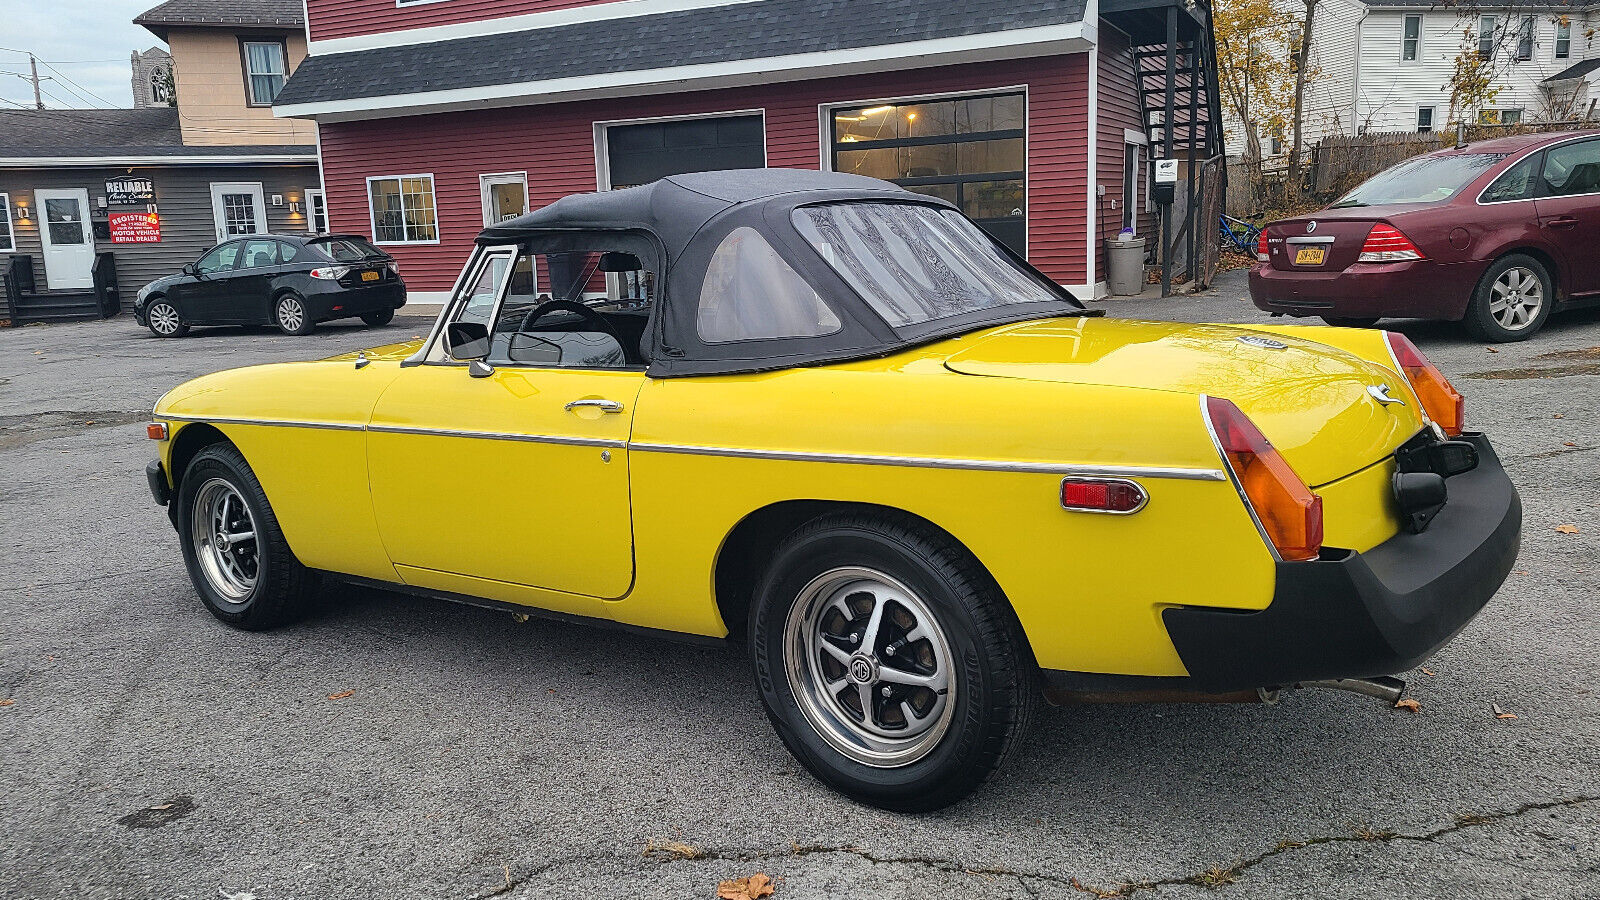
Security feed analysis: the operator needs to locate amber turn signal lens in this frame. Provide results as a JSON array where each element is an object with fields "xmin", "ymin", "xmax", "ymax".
[
  {"xmin": 1204, "ymin": 397, "xmax": 1323, "ymax": 561},
  {"xmin": 1384, "ymin": 332, "xmax": 1464, "ymax": 437},
  {"xmin": 146, "ymin": 422, "xmax": 169, "ymax": 441}
]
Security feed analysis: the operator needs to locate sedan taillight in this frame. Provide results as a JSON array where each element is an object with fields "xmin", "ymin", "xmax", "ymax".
[
  {"xmin": 309, "ymin": 265, "xmax": 349, "ymax": 280},
  {"xmin": 1256, "ymin": 229, "xmax": 1270, "ymax": 262},
  {"xmin": 1358, "ymin": 223, "xmax": 1425, "ymax": 262},
  {"xmin": 385, "ymin": 261, "xmax": 400, "ymax": 275},
  {"xmin": 1204, "ymin": 396, "xmax": 1323, "ymax": 561},
  {"xmin": 1384, "ymin": 332, "xmax": 1465, "ymax": 436}
]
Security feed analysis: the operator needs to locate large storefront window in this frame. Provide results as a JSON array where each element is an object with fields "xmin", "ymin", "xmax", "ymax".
[{"xmin": 830, "ymin": 92, "xmax": 1026, "ymax": 255}]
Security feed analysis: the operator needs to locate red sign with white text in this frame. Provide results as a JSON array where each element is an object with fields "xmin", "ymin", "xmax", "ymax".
[{"xmin": 109, "ymin": 212, "xmax": 161, "ymax": 243}]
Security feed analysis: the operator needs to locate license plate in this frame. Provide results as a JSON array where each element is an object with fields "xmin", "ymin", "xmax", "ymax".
[
  {"xmin": 1293, "ymin": 247, "xmax": 1326, "ymax": 266},
  {"xmin": 361, "ymin": 270, "xmax": 380, "ymax": 282}
]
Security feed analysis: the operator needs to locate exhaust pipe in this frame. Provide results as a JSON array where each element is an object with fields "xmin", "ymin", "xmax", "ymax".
[{"xmin": 1298, "ymin": 676, "xmax": 1407, "ymax": 704}]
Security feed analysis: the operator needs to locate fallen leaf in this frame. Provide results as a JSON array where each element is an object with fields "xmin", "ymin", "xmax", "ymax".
[
  {"xmin": 1554, "ymin": 413, "xmax": 1565, "ymax": 419},
  {"xmin": 1420, "ymin": 667, "xmax": 1436, "ymax": 676},
  {"xmin": 150, "ymin": 803, "xmax": 174, "ymax": 811},
  {"xmin": 1565, "ymin": 441, "xmax": 1579, "ymax": 447},
  {"xmin": 0, "ymin": 699, "xmax": 13, "ymax": 707},
  {"xmin": 717, "ymin": 873, "xmax": 775, "ymax": 900},
  {"xmin": 327, "ymin": 690, "xmax": 355, "ymax": 700},
  {"xmin": 1556, "ymin": 524, "xmax": 1580, "ymax": 534},
  {"xmin": 1492, "ymin": 702, "xmax": 1518, "ymax": 720},
  {"xmin": 1515, "ymin": 569, "xmax": 1529, "ymax": 575},
  {"xmin": 1486, "ymin": 346, "xmax": 1499, "ymax": 353},
  {"xmin": 1395, "ymin": 697, "xmax": 1421, "ymax": 713},
  {"xmin": 643, "ymin": 840, "xmax": 704, "ymax": 861}
]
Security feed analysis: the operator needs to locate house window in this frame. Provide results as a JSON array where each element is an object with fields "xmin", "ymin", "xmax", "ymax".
[
  {"xmin": 0, "ymin": 193, "xmax": 12, "ymax": 252},
  {"xmin": 1516, "ymin": 16, "xmax": 1534, "ymax": 61},
  {"xmin": 1479, "ymin": 15, "xmax": 1497, "ymax": 60},
  {"xmin": 829, "ymin": 91, "xmax": 1027, "ymax": 256},
  {"xmin": 1122, "ymin": 142, "xmax": 1143, "ymax": 231},
  {"xmin": 1402, "ymin": 15, "xmax": 1421, "ymax": 61},
  {"xmin": 1417, "ymin": 106, "xmax": 1435, "ymax": 132},
  {"xmin": 367, "ymin": 175, "xmax": 438, "ymax": 244},
  {"xmin": 1478, "ymin": 108, "xmax": 1523, "ymax": 126},
  {"xmin": 242, "ymin": 40, "xmax": 287, "ymax": 106},
  {"xmin": 1556, "ymin": 19, "xmax": 1572, "ymax": 59},
  {"xmin": 305, "ymin": 188, "xmax": 327, "ymax": 233}
]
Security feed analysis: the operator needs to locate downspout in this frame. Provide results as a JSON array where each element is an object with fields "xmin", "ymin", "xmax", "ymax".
[
  {"xmin": 1351, "ymin": 2, "xmax": 1368, "ymax": 134},
  {"xmin": 1085, "ymin": 0, "xmax": 1101, "ymax": 296}
]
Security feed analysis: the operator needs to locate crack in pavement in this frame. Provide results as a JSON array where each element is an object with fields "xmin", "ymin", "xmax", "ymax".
[{"xmin": 625, "ymin": 795, "xmax": 1599, "ymax": 898}]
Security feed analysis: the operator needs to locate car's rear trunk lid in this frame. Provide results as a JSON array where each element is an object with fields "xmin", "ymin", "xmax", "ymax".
[
  {"xmin": 942, "ymin": 318, "xmax": 1421, "ymax": 487},
  {"xmin": 1264, "ymin": 205, "xmax": 1422, "ymax": 273}
]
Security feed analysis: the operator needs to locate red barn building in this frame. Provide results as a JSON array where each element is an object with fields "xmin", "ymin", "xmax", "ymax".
[{"xmin": 274, "ymin": 0, "xmax": 1220, "ymax": 307}]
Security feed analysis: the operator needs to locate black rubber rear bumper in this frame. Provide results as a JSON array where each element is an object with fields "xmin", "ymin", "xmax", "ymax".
[{"xmin": 1162, "ymin": 433, "xmax": 1520, "ymax": 693}]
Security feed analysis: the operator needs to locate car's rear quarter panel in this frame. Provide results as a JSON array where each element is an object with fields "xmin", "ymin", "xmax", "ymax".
[{"xmin": 619, "ymin": 362, "xmax": 1276, "ymax": 678}]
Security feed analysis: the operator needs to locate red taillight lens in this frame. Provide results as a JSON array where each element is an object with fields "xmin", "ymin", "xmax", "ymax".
[
  {"xmin": 1256, "ymin": 229, "xmax": 1270, "ymax": 262},
  {"xmin": 1061, "ymin": 478, "xmax": 1148, "ymax": 513},
  {"xmin": 1384, "ymin": 332, "xmax": 1465, "ymax": 436},
  {"xmin": 1358, "ymin": 223, "xmax": 1425, "ymax": 262},
  {"xmin": 309, "ymin": 265, "xmax": 349, "ymax": 280},
  {"xmin": 1204, "ymin": 397, "xmax": 1323, "ymax": 561}
]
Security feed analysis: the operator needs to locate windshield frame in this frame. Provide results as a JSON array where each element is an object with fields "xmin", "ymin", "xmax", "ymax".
[{"xmin": 1332, "ymin": 152, "xmax": 1509, "ymax": 208}]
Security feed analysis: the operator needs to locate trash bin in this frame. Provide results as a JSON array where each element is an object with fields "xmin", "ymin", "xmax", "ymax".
[{"xmin": 1106, "ymin": 232, "xmax": 1146, "ymax": 296}]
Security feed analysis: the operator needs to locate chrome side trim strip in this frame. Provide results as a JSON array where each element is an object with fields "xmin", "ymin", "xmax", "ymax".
[
  {"xmin": 1284, "ymin": 235, "xmax": 1335, "ymax": 244},
  {"xmin": 157, "ymin": 413, "xmax": 365, "ymax": 432},
  {"xmin": 365, "ymin": 423, "xmax": 626, "ymax": 449},
  {"xmin": 629, "ymin": 442, "xmax": 1227, "ymax": 481}
]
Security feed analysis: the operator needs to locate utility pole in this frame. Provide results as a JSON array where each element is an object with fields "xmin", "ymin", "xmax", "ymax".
[{"xmin": 28, "ymin": 54, "xmax": 43, "ymax": 109}]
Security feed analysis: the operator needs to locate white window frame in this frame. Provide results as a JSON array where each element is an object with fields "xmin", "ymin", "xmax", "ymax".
[
  {"xmin": 1555, "ymin": 19, "xmax": 1572, "ymax": 59},
  {"xmin": 1479, "ymin": 15, "xmax": 1498, "ymax": 60},
  {"xmin": 1122, "ymin": 128, "xmax": 1147, "ymax": 233},
  {"xmin": 479, "ymin": 171, "xmax": 529, "ymax": 226},
  {"xmin": 1416, "ymin": 105, "xmax": 1436, "ymax": 132},
  {"xmin": 1401, "ymin": 15, "xmax": 1422, "ymax": 62},
  {"xmin": 304, "ymin": 188, "xmax": 327, "ymax": 233},
  {"xmin": 0, "ymin": 192, "xmax": 13, "ymax": 252},
  {"xmin": 817, "ymin": 85, "xmax": 1030, "ymax": 256},
  {"xmin": 208, "ymin": 181, "xmax": 267, "ymax": 243},
  {"xmin": 592, "ymin": 108, "xmax": 767, "ymax": 191},
  {"xmin": 365, "ymin": 173, "xmax": 440, "ymax": 245},
  {"xmin": 1515, "ymin": 15, "xmax": 1535, "ymax": 61},
  {"xmin": 241, "ymin": 40, "xmax": 288, "ymax": 106}
]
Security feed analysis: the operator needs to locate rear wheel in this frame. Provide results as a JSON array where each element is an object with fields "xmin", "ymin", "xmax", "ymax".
[
  {"xmin": 1321, "ymin": 316, "xmax": 1380, "ymax": 328},
  {"xmin": 360, "ymin": 308, "xmax": 395, "ymax": 327},
  {"xmin": 750, "ymin": 511, "xmax": 1037, "ymax": 811},
  {"xmin": 273, "ymin": 293, "xmax": 316, "ymax": 336},
  {"xmin": 146, "ymin": 299, "xmax": 189, "ymax": 337},
  {"xmin": 1465, "ymin": 254, "xmax": 1552, "ymax": 342},
  {"xmin": 176, "ymin": 444, "xmax": 316, "ymax": 630}
]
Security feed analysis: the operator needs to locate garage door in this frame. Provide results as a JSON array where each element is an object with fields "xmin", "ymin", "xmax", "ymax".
[{"xmin": 605, "ymin": 114, "xmax": 766, "ymax": 190}]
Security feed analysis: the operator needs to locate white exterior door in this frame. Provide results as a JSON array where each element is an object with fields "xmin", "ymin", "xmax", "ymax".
[
  {"xmin": 209, "ymin": 182, "xmax": 267, "ymax": 243},
  {"xmin": 35, "ymin": 188, "xmax": 95, "ymax": 290}
]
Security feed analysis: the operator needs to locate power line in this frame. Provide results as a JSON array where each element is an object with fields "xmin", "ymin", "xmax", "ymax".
[{"xmin": 38, "ymin": 59, "xmax": 114, "ymax": 107}]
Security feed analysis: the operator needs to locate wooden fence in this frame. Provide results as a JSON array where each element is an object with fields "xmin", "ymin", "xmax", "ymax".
[{"xmin": 1309, "ymin": 132, "xmax": 1448, "ymax": 195}]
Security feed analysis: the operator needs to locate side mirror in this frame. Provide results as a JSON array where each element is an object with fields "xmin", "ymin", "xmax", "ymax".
[
  {"xmin": 182, "ymin": 263, "xmax": 198, "ymax": 276},
  {"xmin": 445, "ymin": 321, "xmax": 491, "ymax": 361}
]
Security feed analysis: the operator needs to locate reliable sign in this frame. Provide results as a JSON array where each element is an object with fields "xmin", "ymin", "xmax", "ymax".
[
  {"xmin": 109, "ymin": 211, "xmax": 161, "ymax": 243},
  {"xmin": 105, "ymin": 177, "xmax": 155, "ymax": 205}
]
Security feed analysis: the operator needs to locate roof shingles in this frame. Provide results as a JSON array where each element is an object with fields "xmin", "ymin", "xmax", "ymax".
[{"xmin": 0, "ymin": 109, "xmax": 313, "ymax": 160}]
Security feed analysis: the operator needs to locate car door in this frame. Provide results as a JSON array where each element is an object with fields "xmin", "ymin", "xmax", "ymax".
[
  {"xmin": 365, "ymin": 247, "xmax": 645, "ymax": 611},
  {"xmin": 230, "ymin": 238, "xmax": 284, "ymax": 323},
  {"xmin": 168, "ymin": 242, "xmax": 243, "ymax": 324},
  {"xmin": 1533, "ymin": 137, "xmax": 1600, "ymax": 297}
]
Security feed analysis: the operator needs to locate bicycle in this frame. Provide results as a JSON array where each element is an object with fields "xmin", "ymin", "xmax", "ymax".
[{"xmin": 1219, "ymin": 213, "xmax": 1265, "ymax": 255}]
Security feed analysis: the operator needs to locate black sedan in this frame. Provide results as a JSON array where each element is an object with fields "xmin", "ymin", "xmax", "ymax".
[{"xmin": 134, "ymin": 234, "xmax": 407, "ymax": 337}]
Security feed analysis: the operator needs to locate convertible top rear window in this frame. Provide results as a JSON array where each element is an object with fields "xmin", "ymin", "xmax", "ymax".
[{"xmin": 792, "ymin": 203, "xmax": 1061, "ymax": 328}]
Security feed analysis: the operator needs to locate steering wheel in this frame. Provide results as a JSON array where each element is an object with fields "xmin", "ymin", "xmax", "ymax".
[{"xmin": 518, "ymin": 299, "xmax": 624, "ymax": 346}]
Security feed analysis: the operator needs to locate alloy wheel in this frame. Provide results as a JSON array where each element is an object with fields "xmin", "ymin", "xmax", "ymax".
[
  {"xmin": 1489, "ymin": 266, "xmax": 1544, "ymax": 331},
  {"xmin": 276, "ymin": 297, "xmax": 306, "ymax": 333},
  {"xmin": 149, "ymin": 303, "xmax": 181, "ymax": 335},
  {"xmin": 190, "ymin": 478, "xmax": 260, "ymax": 602},
  {"xmin": 783, "ymin": 566, "xmax": 957, "ymax": 768}
]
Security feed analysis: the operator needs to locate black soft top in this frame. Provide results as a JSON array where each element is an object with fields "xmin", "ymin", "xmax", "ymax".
[{"xmin": 475, "ymin": 169, "xmax": 1089, "ymax": 377}]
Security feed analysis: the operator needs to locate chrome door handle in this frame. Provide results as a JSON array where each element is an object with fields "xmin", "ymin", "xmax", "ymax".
[{"xmin": 565, "ymin": 399, "xmax": 624, "ymax": 413}]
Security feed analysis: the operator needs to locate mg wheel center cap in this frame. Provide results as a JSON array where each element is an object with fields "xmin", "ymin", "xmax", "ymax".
[{"xmin": 847, "ymin": 654, "xmax": 877, "ymax": 685}]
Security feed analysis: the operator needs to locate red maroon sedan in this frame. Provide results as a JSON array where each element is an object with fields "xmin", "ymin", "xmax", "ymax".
[{"xmin": 1250, "ymin": 130, "xmax": 1600, "ymax": 341}]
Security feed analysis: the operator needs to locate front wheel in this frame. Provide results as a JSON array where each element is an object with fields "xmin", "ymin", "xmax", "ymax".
[
  {"xmin": 360, "ymin": 308, "xmax": 395, "ymax": 327},
  {"xmin": 1465, "ymin": 254, "xmax": 1553, "ymax": 342},
  {"xmin": 176, "ymin": 444, "xmax": 317, "ymax": 629},
  {"xmin": 750, "ymin": 511, "xmax": 1038, "ymax": 811},
  {"xmin": 146, "ymin": 299, "xmax": 189, "ymax": 337},
  {"xmin": 273, "ymin": 293, "xmax": 316, "ymax": 336}
]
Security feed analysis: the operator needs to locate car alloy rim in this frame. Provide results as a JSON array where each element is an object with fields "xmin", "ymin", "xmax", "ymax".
[
  {"xmin": 783, "ymin": 566, "xmax": 956, "ymax": 768},
  {"xmin": 150, "ymin": 303, "xmax": 180, "ymax": 335},
  {"xmin": 277, "ymin": 297, "xmax": 305, "ymax": 331},
  {"xmin": 1490, "ymin": 267, "xmax": 1544, "ymax": 330},
  {"xmin": 190, "ymin": 478, "xmax": 259, "ymax": 601}
]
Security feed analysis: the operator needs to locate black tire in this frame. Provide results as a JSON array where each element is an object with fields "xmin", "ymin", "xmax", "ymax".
[
  {"xmin": 145, "ymin": 298, "xmax": 189, "ymax": 337},
  {"xmin": 273, "ymin": 292, "xmax": 316, "ymax": 336},
  {"xmin": 750, "ymin": 510, "xmax": 1038, "ymax": 811},
  {"xmin": 176, "ymin": 444, "xmax": 317, "ymax": 630},
  {"xmin": 360, "ymin": 308, "xmax": 395, "ymax": 327},
  {"xmin": 1321, "ymin": 316, "xmax": 1380, "ymax": 328},
  {"xmin": 1464, "ymin": 253, "xmax": 1553, "ymax": 342}
]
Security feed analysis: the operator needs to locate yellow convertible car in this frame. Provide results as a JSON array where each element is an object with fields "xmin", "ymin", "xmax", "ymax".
[{"xmin": 146, "ymin": 170, "xmax": 1520, "ymax": 810}]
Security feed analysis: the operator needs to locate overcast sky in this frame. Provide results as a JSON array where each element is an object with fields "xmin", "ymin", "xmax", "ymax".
[{"xmin": 0, "ymin": 1, "xmax": 169, "ymax": 110}]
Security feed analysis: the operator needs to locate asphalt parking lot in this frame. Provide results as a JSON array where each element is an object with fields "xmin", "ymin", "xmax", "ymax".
[{"xmin": 2, "ymin": 274, "xmax": 1597, "ymax": 900}]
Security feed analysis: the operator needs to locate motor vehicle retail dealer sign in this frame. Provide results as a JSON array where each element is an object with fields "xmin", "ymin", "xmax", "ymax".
[{"xmin": 109, "ymin": 212, "xmax": 161, "ymax": 244}]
